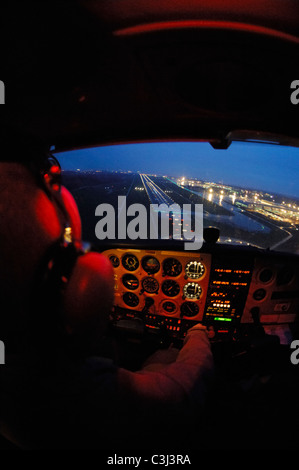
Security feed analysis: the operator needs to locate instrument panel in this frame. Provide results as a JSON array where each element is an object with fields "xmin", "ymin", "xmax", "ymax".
[
  {"xmin": 103, "ymin": 247, "xmax": 299, "ymax": 341},
  {"xmin": 106, "ymin": 249, "xmax": 211, "ymax": 323}
]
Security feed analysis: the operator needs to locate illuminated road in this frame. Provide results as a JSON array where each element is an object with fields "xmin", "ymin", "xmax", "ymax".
[
  {"xmin": 140, "ymin": 174, "xmax": 185, "ymax": 240},
  {"xmin": 140, "ymin": 174, "xmax": 175, "ymax": 205}
]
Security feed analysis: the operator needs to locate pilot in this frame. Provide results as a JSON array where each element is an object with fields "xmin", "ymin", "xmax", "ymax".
[{"xmin": 0, "ymin": 132, "xmax": 214, "ymax": 450}]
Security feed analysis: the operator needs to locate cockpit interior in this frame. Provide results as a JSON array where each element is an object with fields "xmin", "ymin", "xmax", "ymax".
[{"xmin": 1, "ymin": 0, "xmax": 299, "ymax": 453}]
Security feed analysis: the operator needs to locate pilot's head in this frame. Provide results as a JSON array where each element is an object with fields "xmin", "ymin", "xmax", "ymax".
[{"xmin": 0, "ymin": 131, "xmax": 114, "ymax": 355}]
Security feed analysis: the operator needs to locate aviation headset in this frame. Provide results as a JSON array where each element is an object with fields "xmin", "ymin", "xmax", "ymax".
[{"xmin": 4, "ymin": 147, "xmax": 114, "ymax": 350}]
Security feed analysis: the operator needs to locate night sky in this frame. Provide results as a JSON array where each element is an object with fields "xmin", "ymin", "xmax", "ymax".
[{"xmin": 56, "ymin": 141, "xmax": 299, "ymax": 199}]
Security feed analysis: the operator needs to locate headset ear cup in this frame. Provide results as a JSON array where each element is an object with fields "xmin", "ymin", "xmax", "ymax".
[
  {"xmin": 60, "ymin": 186, "xmax": 82, "ymax": 247},
  {"xmin": 63, "ymin": 252, "xmax": 114, "ymax": 344}
]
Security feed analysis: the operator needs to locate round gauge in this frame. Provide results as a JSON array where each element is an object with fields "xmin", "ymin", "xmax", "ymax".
[
  {"xmin": 141, "ymin": 256, "xmax": 160, "ymax": 274},
  {"xmin": 109, "ymin": 255, "xmax": 120, "ymax": 268},
  {"xmin": 253, "ymin": 288, "xmax": 266, "ymax": 301},
  {"xmin": 185, "ymin": 261, "xmax": 205, "ymax": 279},
  {"xmin": 122, "ymin": 274, "xmax": 139, "ymax": 290},
  {"xmin": 180, "ymin": 301, "xmax": 199, "ymax": 318},
  {"xmin": 161, "ymin": 280, "xmax": 180, "ymax": 297},
  {"xmin": 123, "ymin": 292, "xmax": 139, "ymax": 307},
  {"xmin": 183, "ymin": 282, "xmax": 202, "ymax": 299},
  {"xmin": 122, "ymin": 253, "xmax": 139, "ymax": 271},
  {"xmin": 258, "ymin": 268, "xmax": 273, "ymax": 283},
  {"xmin": 163, "ymin": 258, "xmax": 182, "ymax": 277},
  {"xmin": 142, "ymin": 277, "xmax": 159, "ymax": 294},
  {"xmin": 162, "ymin": 300, "xmax": 177, "ymax": 314},
  {"xmin": 277, "ymin": 267, "xmax": 294, "ymax": 286}
]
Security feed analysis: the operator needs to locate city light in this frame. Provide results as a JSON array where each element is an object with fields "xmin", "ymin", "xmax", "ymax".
[{"xmin": 173, "ymin": 174, "xmax": 299, "ymax": 227}]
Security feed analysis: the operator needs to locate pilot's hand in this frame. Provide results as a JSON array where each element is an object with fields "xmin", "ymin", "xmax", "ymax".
[
  {"xmin": 142, "ymin": 324, "xmax": 210, "ymax": 371},
  {"xmin": 185, "ymin": 323, "xmax": 208, "ymax": 334},
  {"xmin": 184, "ymin": 323, "xmax": 215, "ymax": 340}
]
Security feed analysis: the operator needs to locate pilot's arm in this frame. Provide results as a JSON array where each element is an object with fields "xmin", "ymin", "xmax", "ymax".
[
  {"xmin": 54, "ymin": 324, "xmax": 213, "ymax": 450},
  {"xmin": 118, "ymin": 324, "xmax": 213, "ymax": 410},
  {"xmin": 64, "ymin": 323, "xmax": 212, "ymax": 450}
]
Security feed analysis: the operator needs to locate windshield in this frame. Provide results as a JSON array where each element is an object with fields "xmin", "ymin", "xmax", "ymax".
[{"xmin": 57, "ymin": 141, "xmax": 299, "ymax": 253}]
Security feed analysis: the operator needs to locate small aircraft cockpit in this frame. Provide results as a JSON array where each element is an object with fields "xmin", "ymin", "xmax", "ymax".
[
  {"xmin": 58, "ymin": 141, "xmax": 299, "ymax": 344},
  {"xmin": 0, "ymin": 0, "xmax": 299, "ymax": 456}
]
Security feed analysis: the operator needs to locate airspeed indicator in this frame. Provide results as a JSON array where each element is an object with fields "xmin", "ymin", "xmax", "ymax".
[{"xmin": 185, "ymin": 261, "xmax": 205, "ymax": 279}]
